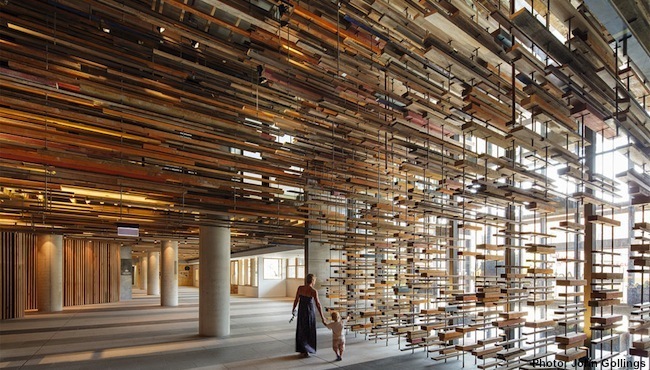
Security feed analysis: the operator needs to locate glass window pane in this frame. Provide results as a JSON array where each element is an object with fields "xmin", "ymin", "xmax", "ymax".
[
  {"xmin": 252, "ymin": 258, "xmax": 258, "ymax": 287},
  {"xmin": 263, "ymin": 258, "xmax": 282, "ymax": 280}
]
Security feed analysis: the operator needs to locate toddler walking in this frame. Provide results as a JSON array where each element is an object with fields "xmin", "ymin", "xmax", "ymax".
[{"xmin": 323, "ymin": 311, "xmax": 347, "ymax": 361}]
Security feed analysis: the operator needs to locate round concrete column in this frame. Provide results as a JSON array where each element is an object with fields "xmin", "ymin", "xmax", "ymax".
[
  {"xmin": 140, "ymin": 255, "xmax": 148, "ymax": 290},
  {"xmin": 161, "ymin": 240, "xmax": 178, "ymax": 306},
  {"xmin": 133, "ymin": 260, "xmax": 140, "ymax": 289},
  {"xmin": 147, "ymin": 251, "xmax": 160, "ymax": 295},
  {"xmin": 36, "ymin": 234, "xmax": 63, "ymax": 312},
  {"xmin": 199, "ymin": 225, "xmax": 230, "ymax": 337}
]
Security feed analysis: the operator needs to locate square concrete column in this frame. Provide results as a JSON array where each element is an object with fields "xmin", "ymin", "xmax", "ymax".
[
  {"xmin": 120, "ymin": 246, "xmax": 132, "ymax": 301},
  {"xmin": 305, "ymin": 239, "xmax": 329, "ymax": 302},
  {"xmin": 199, "ymin": 225, "xmax": 230, "ymax": 337},
  {"xmin": 161, "ymin": 240, "xmax": 178, "ymax": 306},
  {"xmin": 36, "ymin": 234, "xmax": 63, "ymax": 312},
  {"xmin": 147, "ymin": 251, "xmax": 160, "ymax": 296}
]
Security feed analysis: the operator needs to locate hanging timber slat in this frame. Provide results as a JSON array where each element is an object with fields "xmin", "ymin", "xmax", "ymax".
[{"xmin": 1, "ymin": 0, "xmax": 650, "ymax": 367}]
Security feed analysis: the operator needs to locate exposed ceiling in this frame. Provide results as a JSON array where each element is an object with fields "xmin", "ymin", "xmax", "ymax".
[
  {"xmin": 583, "ymin": 0, "xmax": 650, "ymax": 87},
  {"xmin": 1, "ymin": 0, "xmax": 649, "ymax": 254}
]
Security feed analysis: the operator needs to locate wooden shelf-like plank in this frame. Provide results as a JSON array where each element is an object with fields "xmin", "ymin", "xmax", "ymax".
[{"xmin": 588, "ymin": 215, "xmax": 621, "ymax": 227}]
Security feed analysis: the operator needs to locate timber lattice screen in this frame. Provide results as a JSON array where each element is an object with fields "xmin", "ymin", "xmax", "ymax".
[
  {"xmin": 1, "ymin": 234, "xmax": 121, "ymax": 318},
  {"xmin": 64, "ymin": 239, "xmax": 120, "ymax": 306},
  {"xmin": 0, "ymin": 232, "xmax": 36, "ymax": 319},
  {"xmin": 1, "ymin": 0, "xmax": 650, "ymax": 367}
]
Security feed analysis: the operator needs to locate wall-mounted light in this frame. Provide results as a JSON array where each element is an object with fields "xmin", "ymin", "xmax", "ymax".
[
  {"xmin": 156, "ymin": 26, "xmax": 165, "ymax": 33},
  {"xmin": 190, "ymin": 40, "xmax": 199, "ymax": 49}
]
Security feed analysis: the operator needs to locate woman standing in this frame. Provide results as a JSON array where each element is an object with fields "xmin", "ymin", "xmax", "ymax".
[{"xmin": 292, "ymin": 274, "xmax": 326, "ymax": 357}]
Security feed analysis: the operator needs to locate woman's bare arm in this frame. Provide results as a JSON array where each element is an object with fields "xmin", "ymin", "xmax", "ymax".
[
  {"xmin": 292, "ymin": 286, "xmax": 301, "ymax": 313},
  {"xmin": 313, "ymin": 288, "xmax": 326, "ymax": 322}
]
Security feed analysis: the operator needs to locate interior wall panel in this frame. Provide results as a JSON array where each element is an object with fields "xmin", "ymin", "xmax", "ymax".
[
  {"xmin": 1, "ymin": 232, "xmax": 36, "ymax": 319},
  {"xmin": 63, "ymin": 239, "xmax": 120, "ymax": 306}
]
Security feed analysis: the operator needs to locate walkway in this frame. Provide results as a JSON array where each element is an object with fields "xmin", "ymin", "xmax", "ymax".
[{"xmin": 0, "ymin": 287, "xmax": 468, "ymax": 369}]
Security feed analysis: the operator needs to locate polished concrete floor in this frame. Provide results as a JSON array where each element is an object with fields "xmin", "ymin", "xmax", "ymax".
[{"xmin": 0, "ymin": 287, "xmax": 469, "ymax": 369}]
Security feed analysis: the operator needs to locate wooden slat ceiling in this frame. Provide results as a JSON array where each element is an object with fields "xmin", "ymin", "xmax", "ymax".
[{"xmin": 0, "ymin": 0, "xmax": 649, "ymax": 253}]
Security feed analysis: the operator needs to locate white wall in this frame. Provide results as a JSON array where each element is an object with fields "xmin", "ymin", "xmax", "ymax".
[
  {"xmin": 238, "ymin": 285, "xmax": 259, "ymax": 297},
  {"xmin": 258, "ymin": 257, "xmax": 286, "ymax": 298},
  {"xmin": 192, "ymin": 266, "xmax": 199, "ymax": 287},
  {"xmin": 286, "ymin": 279, "xmax": 302, "ymax": 298}
]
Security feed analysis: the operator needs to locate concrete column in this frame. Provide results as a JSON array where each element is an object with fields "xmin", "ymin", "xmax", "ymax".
[
  {"xmin": 120, "ymin": 246, "xmax": 132, "ymax": 301},
  {"xmin": 304, "ymin": 193, "xmax": 329, "ymax": 302},
  {"xmin": 36, "ymin": 234, "xmax": 63, "ymax": 312},
  {"xmin": 140, "ymin": 255, "xmax": 148, "ymax": 290},
  {"xmin": 147, "ymin": 250, "xmax": 160, "ymax": 296},
  {"xmin": 305, "ymin": 239, "xmax": 329, "ymax": 301},
  {"xmin": 199, "ymin": 225, "xmax": 230, "ymax": 337},
  {"xmin": 133, "ymin": 259, "xmax": 140, "ymax": 288},
  {"xmin": 161, "ymin": 240, "xmax": 178, "ymax": 306}
]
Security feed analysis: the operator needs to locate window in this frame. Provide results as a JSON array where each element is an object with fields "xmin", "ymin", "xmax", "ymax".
[
  {"xmin": 230, "ymin": 260, "xmax": 238, "ymax": 285},
  {"xmin": 236, "ymin": 258, "xmax": 258, "ymax": 286},
  {"xmin": 252, "ymin": 258, "xmax": 258, "ymax": 287},
  {"xmin": 237, "ymin": 260, "xmax": 246, "ymax": 285},
  {"xmin": 287, "ymin": 258, "xmax": 304, "ymax": 279},
  {"xmin": 242, "ymin": 259, "xmax": 249, "ymax": 285},
  {"xmin": 264, "ymin": 258, "xmax": 282, "ymax": 280}
]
